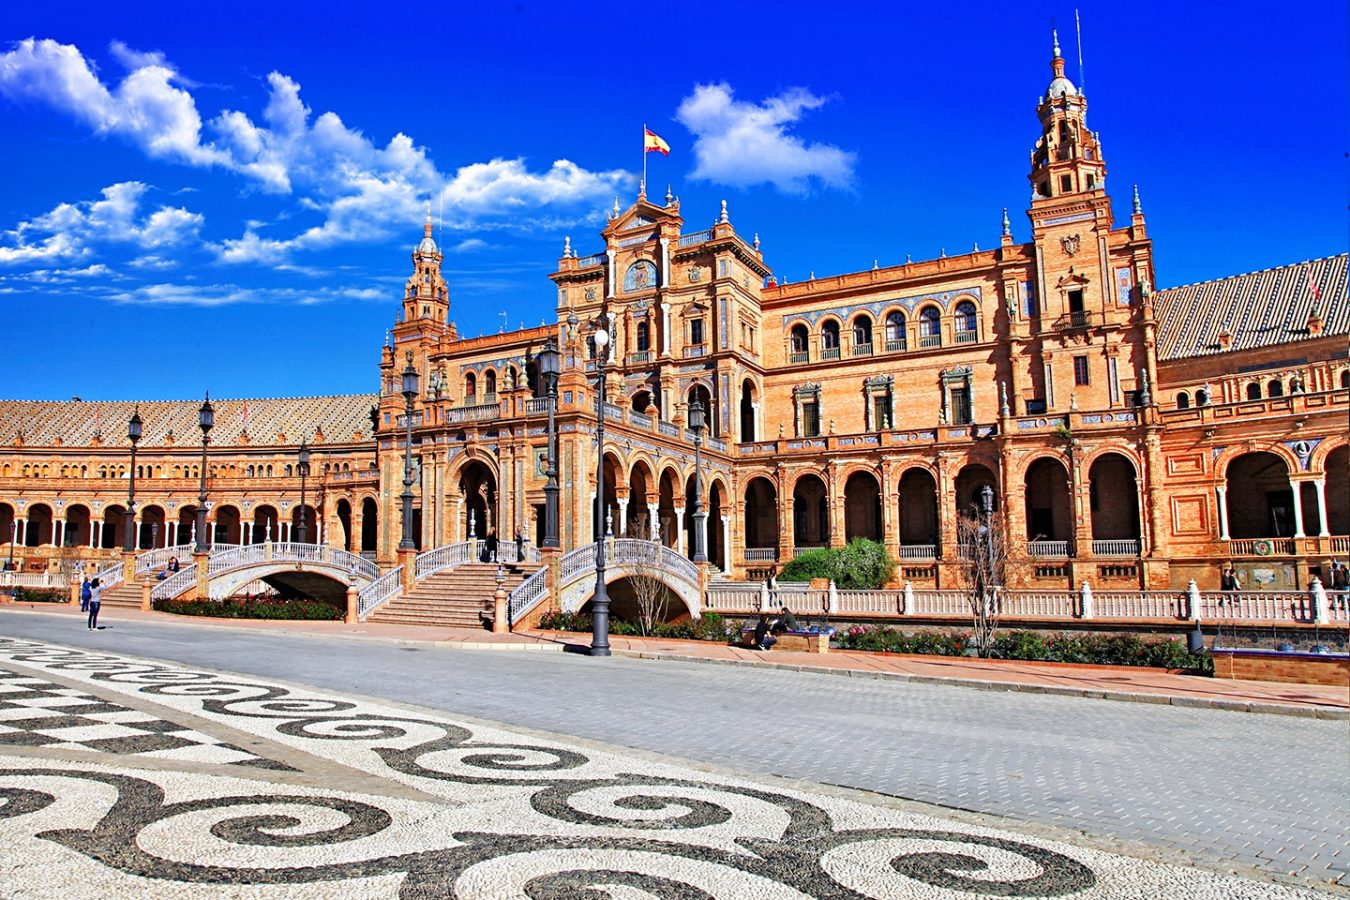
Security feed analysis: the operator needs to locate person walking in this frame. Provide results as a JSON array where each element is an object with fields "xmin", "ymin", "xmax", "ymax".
[
  {"xmin": 80, "ymin": 575, "xmax": 92, "ymax": 612},
  {"xmin": 1220, "ymin": 566, "xmax": 1241, "ymax": 592},
  {"xmin": 87, "ymin": 577, "xmax": 102, "ymax": 631}
]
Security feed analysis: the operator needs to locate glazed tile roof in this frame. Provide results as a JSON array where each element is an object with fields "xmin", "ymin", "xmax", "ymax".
[
  {"xmin": 1155, "ymin": 253, "xmax": 1347, "ymax": 361},
  {"xmin": 0, "ymin": 395, "xmax": 378, "ymax": 449}
]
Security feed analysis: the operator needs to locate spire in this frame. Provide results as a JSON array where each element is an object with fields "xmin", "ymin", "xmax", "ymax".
[
  {"xmin": 638, "ymin": 178, "xmax": 646, "ymax": 200},
  {"xmin": 424, "ymin": 202, "xmax": 432, "ymax": 236},
  {"xmin": 1001, "ymin": 207, "xmax": 1011, "ymax": 236},
  {"xmin": 563, "ymin": 235, "xmax": 572, "ymax": 258},
  {"xmin": 1052, "ymin": 28, "xmax": 1061, "ymax": 59},
  {"xmin": 719, "ymin": 199, "xmax": 729, "ymax": 224},
  {"xmin": 1132, "ymin": 184, "xmax": 1142, "ymax": 215},
  {"xmin": 665, "ymin": 184, "xmax": 674, "ymax": 206}
]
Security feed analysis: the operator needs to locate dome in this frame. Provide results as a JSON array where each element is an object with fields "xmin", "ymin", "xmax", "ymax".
[
  {"xmin": 1046, "ymin": 76, "xmax": 1078, "ymax": 100},
  {"xmin": 417, "ymin": 235, "xmax": 439, "ymax": 255}
]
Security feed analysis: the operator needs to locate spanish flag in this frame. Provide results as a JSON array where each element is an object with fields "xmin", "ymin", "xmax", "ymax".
[{"xmin": 644, "ymin": 128, "xmax": 670, "ymax": 155}]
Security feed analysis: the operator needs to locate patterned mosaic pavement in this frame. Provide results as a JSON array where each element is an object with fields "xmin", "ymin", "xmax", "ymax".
[{"xmin": 0, "ymin": 636, "xmax": 1331, "ymax": 899}]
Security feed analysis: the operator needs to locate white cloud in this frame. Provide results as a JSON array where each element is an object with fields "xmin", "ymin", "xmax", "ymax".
[
  {"xmin": 675, "ymin": 82, "xmax": 856, "ymax": 194},
  {"xmin": 451, "ymin": 238, "xmax": 489, "ymax": 253},
  {"xmin": 0, "ymin": 182, "xmax": 203, "ymax": 266},
  {"xmin": 0, "ymin": 38, "xmax": 636, "ymax": 266}
]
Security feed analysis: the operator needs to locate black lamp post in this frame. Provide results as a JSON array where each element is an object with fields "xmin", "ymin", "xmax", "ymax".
[
  {"xmin": 538, "ymin": 337, "xmax": 561, "ymax": 549},
  {"xmin": 195, "ymin": 394, "xmax": 214, "ymax": 553},
  {"xmin": 123, "ymin": 407, "xmax": 142, "ymax": 552},
  {"xmin": 297, "ymin": 439, "xmax": 311, "ymax": 544},
  {"xmin": 979, "ymin": 484, "xmax": 995, "ymax": 582},
  {"xmin": 589, "ymin": 316, "xmax": 612, "ymax": 657},
  {"xmin": 399, "ymin": 352, "xmax": 419, "ymax": 551},
  {"xmin": 689, "ymin": 396, "xmax": 707, "ymax": 563}
]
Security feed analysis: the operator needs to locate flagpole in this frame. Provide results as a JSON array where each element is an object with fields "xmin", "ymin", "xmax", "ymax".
[{"xmin": 642, "ymin": 124, "xmax": 647, "ymax": 197}]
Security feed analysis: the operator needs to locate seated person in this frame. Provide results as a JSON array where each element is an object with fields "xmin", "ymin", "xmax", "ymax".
[
  {"xmin": 774, "ymin": 605, "xmax": 798, "ymax": 634},
  {"xmin": 752, "ymin": 613, "xmax": 777, "ymax": 651},
  {"xmin": 156, "ymin": 556, "xmax": 181, "ymax": 580}
]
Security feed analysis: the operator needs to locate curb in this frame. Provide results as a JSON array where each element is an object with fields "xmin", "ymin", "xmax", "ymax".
[{"xmin": 609, "ymin": 649, "xmax": 1350, "ymax": 720}]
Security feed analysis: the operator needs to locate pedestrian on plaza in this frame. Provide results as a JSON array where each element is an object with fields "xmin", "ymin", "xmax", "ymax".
[
  {"xmin": 80, "ymin": 575, "xmax": 92, "ymax": 612},
  {"xmin": 87, "ymin": 577, "xmax": 102, "ymax": 631},
  {"xmin": 1220, "ymin": 566, "xmax": 1241, "ymax": 592},
  {"xmin": 752, "ymin": 613, "xmax": 777, "ymax": 651},
  {"xmin": 485, "ymin": 528, "xmax": 498, "ymax": 563},
  {"xmin": 514, "ymin": 526, "xmax": 523, "ymax": 560}
]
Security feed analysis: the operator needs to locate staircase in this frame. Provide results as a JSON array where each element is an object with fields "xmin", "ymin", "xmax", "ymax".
[
  {"xmin": 99, "ymin": 580, "xmax": 144, "ymax": 609},
  {"xmin": 367, "ymin": 562, "xmax": 543, "ymax": 629}
]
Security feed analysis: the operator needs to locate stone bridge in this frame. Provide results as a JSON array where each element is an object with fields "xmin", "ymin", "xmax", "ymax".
[
  {"xmin": 547, "ymin": 539, "xmax": 704, "ymax": 622},
  {"xmin": 150, "ymin": 543, "xmax": 380, "ymax": 603}
]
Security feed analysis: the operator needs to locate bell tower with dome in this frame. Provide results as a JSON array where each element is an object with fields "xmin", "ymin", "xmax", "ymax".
[
  {"xmin": 1028, "ymin": 30, "xmax": 1107, "ymax": 205},
  {"xmin": 403, "ymin": 207, "xmax": 449, "ymax": 325}
]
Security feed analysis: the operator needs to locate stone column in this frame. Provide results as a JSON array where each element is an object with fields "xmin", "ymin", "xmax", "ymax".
[
  {"xmin": 1313, "ymin": 478, "xmax": 1330, "ymax": 537},
  {"xmin": 647, "ymin": 503, "xmax": 660, "ymax": 541},
  {"xmin": 617, "ymin": 497, "xmax": 629, "ymax": 536},
  {"xmin": 720, "ymin": 514, "xmax": 731, "ymax": 569},
  {"xmin": 1290, "ymin": 480, "xmax": 1306, "ymax": 538},
  {"xmin": 674, "ymin": 505, "xmax": 686, "ymax": 555},
  {"xmin": 1215, "ymin": 485, "xmax": 1230, "ymax": 541}
]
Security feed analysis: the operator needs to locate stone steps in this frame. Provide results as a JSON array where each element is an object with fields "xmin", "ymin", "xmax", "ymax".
[
  {"xmin": 367, "ymin": 563, "xmax": 543, "ymax": 629},
  {"xmin": 99, "ymin": 581, "xmax": 143, "ymax": 609}
]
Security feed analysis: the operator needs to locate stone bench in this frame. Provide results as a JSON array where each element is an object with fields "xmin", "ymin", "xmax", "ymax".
[{"xmin": 739, "ymin": 627, "xmax": 834, "ymax": 654}]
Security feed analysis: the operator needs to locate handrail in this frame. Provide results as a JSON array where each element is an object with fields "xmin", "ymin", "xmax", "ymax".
[
  {"xmin": 507, "ymin": 567, "xmax": 549, "ymax": 625},
  {"xmin": 358, "ymin": 567, "xmax": 403, "ymax": 618},
  {"xmin": 135, "ymin": 544, "xmax": 195, "ymax": 574},
  {"xmin": 150, "ymin": 568, "xmax": 196, "ymax": 602},
  {"xmin": 415, "ymin": 541, "xmax": 474, "ymax": 580},
  {"xmin": 93, "ymin": 561, "xmax": 124, "ymax": 591}
]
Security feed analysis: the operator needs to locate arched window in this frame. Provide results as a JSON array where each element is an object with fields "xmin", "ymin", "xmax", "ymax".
[
  {"xmin": 636, "ymin": 321, "xmax": 650, "ymax": 353},
  {"xmin": 919, "ymin": 307, "xmax": 942, "ymax": 347},
  {"xmin": 885, "ymin": 311, "xmax": 906, "ymax": 351},
  {"xmin": 821, "ymin": 320, "xmax": 841, "ymax": 359},
  {"xmin": 465, "ymin": 372, "xmax": 477, "ymax": 401},
  {"xmin": 954, "ymin": 301, "xmax": 978, "ymax": 342},
  {"xmin": 1246, "ymin": 382, "xmax": 1261, "ymax": 400},
  {"xmin": 1176, "ymin": 392, "xmax": 1190, "ymax": 409},
  {"xmin": 484, "ymin": 370, "xmax": 497, "ymax": 399},
  {"xmin": 790, "ymin": 324, "xmax": 809, "ymax": 362},
  {"xmin": 1341, "ymin": 369, "xmax": 1349, "ymax": 389},
  {"xmin": 1267, "ymin": 379, "xmax": 1283, "ymax": 398},
  {"xmin": 851, "ymin": 315, "xmax": 873, "ymax": 355}
]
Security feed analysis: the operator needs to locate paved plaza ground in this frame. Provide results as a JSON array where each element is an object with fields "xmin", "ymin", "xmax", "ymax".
[{"xmin": 0, "ymin": 606, "xmax": 1345, "ymax": 897}]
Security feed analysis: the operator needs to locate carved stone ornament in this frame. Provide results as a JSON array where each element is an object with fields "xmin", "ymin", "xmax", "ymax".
[{"xmin": 1060, "ymin": 233, "xmax": 1081, "ymax": 256}]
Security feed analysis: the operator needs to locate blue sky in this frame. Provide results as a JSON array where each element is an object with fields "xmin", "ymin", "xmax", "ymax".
[{"xmin": 2, "ymin": 1, "xmax": 1345, "ymax": 402}]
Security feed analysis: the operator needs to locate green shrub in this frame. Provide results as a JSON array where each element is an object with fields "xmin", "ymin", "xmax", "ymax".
[
  {"xmin": 837, "ymin": 625, "xmax": 1210, "ymax": 670},
  {"xmin": 992, "ymin": 630, "xmax": 1051, "ymax": 660},
  {"xmin": 779, "ymin": 539, "xmax": 896, "ymax": 590},
  {"xmin": 691, "ymin": 612, "xmax": 730, "ymax": 642},
  {"xmin": 11, "ymin": 588, "xmax": 67, "ymax": 603},
  {"xmin": 153, "ymin": 596, "xmax": 343, "ymax": 620},
  {"xmin": 537, "ymin": 610, "xmax": 591, "ymax": 632}
]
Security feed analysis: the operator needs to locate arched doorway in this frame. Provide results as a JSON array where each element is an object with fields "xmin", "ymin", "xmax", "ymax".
[
  {"xmin": 101, "ymin": 505, "xmax": 126, "ymax": 549},
  {"xmin": 1326, "ymin": 446, "xmax": 1349, "ymax": 536},
  {"xmin": 1226, "ymin": 452, "xmax": 1293, "ymax": 538},
  {"xmin": 1024, "ymin": 458, "xmax": 1072, "ymax": 543},
  {"xmin": 252, "ymin": 506, "xmax": 277, "ymax": 543},
  {"xmin": 178, "ymin": 506, "xmax": 198, "ymax": 546},
  {"xmin": 898, "ymin": 469, "xmax": 938, "ymax": 552},
  {"xmin": 954, "ymin": 464, "xmax": 999, "ymax": 519},
  {"xmin": 214, "ymin": 505, "xmax": 241, "ymax": 545},
  {"xmin": 64, "ymin": 505, "xmax": 91, "ymax": 548},
  {"xmin": 792, "ymin": 474, "xmax": 829, "ymax": 548},
  {"xmin": 708, "ymin": 480, "xmax": 725, "ymax": 569},
  {"xmin": 740, "ymin": 380, "xmax": 756, "ymax": 442},
  {"xmin": 0, "ymin": 504, "xmax": 15, "ymax": 553},
  {"xmin": 628, "ymin": 462, "xmax": 653, "ymax": 537},
  {"xmin": 336, "ymin": 499, "xmax": 353, "ymax": 550},
  {"xmin": 291, "ymin": 504, "xmax": 319, "ymax": 543},
  {"xmin": 658, "ymin": 468, "xmax": 680, "ymax": 548},
  {"xmin": 743, "ymin": 477, "xmax": 779, "ymax": 554},
  {"xmin": 457, "ymin": 461, "xmax": 497, "ymax": 542},
  {"xmin": 139, "ymin": 505, "xmax": 167, "ymax": 549},
  {"xmin": 597, "ymin": 452, "xmax": 621, "ymax": 540},
  {"xmin": 361, "ymin": 498, "xmax": 378, "ymax": 553},
  {"xmin": 25, "ymin": 504, "xmax": 52, "ymax": 547},
  {"xmin": 1089, "ymin": 454, "xmax": 1141, "ymax": 551},
  {"xmin": 687, "ymin": 382, "xmax": 715, "ymax": 438},
  {"xmin": 844, "ymin": 471, "xmax": 882, "ymax": 541}
]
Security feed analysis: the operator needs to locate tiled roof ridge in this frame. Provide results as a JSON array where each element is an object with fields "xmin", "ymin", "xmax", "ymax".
[
  {"xmin": 0, "ymin": 392, "xmax": 378, "ymax": 404},
  {"xmin": 1157, "ymin": 253, "xmax": 1348, "ymax": 295}
]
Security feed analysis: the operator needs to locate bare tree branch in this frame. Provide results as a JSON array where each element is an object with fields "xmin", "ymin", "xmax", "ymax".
[{"xmin": 956, "ymin": 506, "xmax": 1007, "ymax": 658}]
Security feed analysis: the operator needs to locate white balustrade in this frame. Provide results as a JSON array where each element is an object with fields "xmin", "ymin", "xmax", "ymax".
[
  {"xmin": 1027, "ymin": 540, "xmax": 1070, "ymax": 558},
  {"xmin": 94, "ymin": 561, "xmax": 124, "ymax": 590},
  {"xmin": 207, "ymin": 544, "xmax": 266, "ymax": 575},
  {"xmin": 743, "ymin": 547, "xmax": 779, "ymax": 562},
  {"xmin": 1090, "ymin": 590, "xmax": 1187, "ymax": 619},
  {"xmin": 1197, "ymin": 590, "xmax": 1314, "ymax": 622},
  {"xmin": 560, "ymin": 546, "xmax": 595, "ymax": 582},
  {"xmin": 415, "ymin": 542, "xmax": 474, "ymax": 580},
  {"xmin": 150, "ymin": 569, "xmax": 195, "ymax": 601},
  {"xmin": 898, "ymin": 544, "xmax": 936, "ymax": 561},
  {"xmin": 997, "ymin": 590, "xmax": 1077, "ymax": 618},
  {"xmin": 447, "ymin": 402, "xmax": 502, "ymax": 423},
  {"xmin": 910, "ymin": 590, "xmax": 967, "ymax": 615},
  {"xmin": 835, "ymin": 589, "xmax": 904, "ymax": 614},
  {"xmin": 507, "ymin": 568, "xmax": 550, "ymax": 625},
  {"xmin": 135, "ymin": 544, "xmax": 194, "ymax": 574},
  {"xmin": 358, "ymin": 568, "xmax": 403, "ymax": 618},
  {"xmin": 1332, "ymin": 536, "xmax": 1349, "ymax": 554},
  {"xmin": 1226, "ymin": 537, "xmax": 1296, "ymax": 556},
  {"xmin": 703, "ymin": 584, "xmax": 761, "ymax": 612},
  {"xmin": 1091, "ymin": 539, "xmax": 1140, "ymax": 557},
  {"xmin": 0, "ymin": 572, "xmax": 66, "ymax": 590}
]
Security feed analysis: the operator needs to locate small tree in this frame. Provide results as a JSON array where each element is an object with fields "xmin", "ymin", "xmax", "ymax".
[
  {"xmin": 956, "ymin": 486, "xmax": 1008, "ymax": 658},
  {"xmin": 625, "ymin": 523, "xmax": 675, "ymax": 636}
]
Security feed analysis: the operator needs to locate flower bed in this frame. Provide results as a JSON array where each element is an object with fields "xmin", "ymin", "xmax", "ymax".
[
  {"xmin": 538, "ymin": 610, "xmax": 732, "ymax": 642},
  {"xmin": 153, "ymin": 596, "xmax": 343, "ymax": 621},
  {"xmin": 837, "ymin": 626, "xmax": 1212, "ymax": 672},
  {"xmin": 8, "ymin": 588, "xmax": 67, "ymax": 603}
]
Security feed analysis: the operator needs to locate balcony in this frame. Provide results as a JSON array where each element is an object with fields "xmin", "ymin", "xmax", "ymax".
[
  {"xmin": 447, "ymin": 402, "xmax": 501, "ymax": 424},
  {"xmin": 1227, "ymin": 537, "xmax": 1296, "ymax": 556},
  {"xmin": 683, "ymin": 344, "xmax": 706, "ymax": 358},
  {"xmin": 898, "ymin": 544, "xmax": 936, "ymax": 561},
  {"xmin": 744, "ymin": 547, "xmax": 779, "ymax": 562},
  {"xmin": 627, "ymin": 350, "xmax": 651, "ymax": 365},
  {"xmin": 918, "ymin": 333, "xmax": 942, "ymax": 349},
  {"xmin": 790, "ymin": 350, "xmax": 810, "ymax": 365},
  {"xmin": 885, "ymin": 339, "xmax": 907, "ymax": 352},
  {"xmin": 1053, "ymin": 310, "xmax": 1095, "ymax": 330},
  {"xmin": 525, "ymin": 397, "xmax": 551, "ymax": 414},
  {"xmin": 1092, "ymin": 539, "xmax": 1140, "ymax": 557},
  {"xmin": 1028, "ymin": 540, "xmax": 1070, "ymax": 558},
  {"xmin": 851, "ymin": 342, "xmax": 874, "ymax": 357},
  {"xmin": 821, "ymin": 346, "xmax": 841, "ymax": 360},
  {"xmin": 955, "ymin": 329, "xmax": 978, "ymax": 344}
]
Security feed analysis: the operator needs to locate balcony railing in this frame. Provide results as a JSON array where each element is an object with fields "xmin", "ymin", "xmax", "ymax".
[
  {"xmin": 683, "ymin": 344, "xmax": 706, "ymax": 358},
  {"xmin": 1028, "ymin": 540, "xmax": 1070, "ymax": 558},
  {"xmin": 602, "ymin": 402, "xmax": 624, "ymax": 422},
  {"xmin": 574, "ymin": 253, "xmax": 606, "ymax": 267},
  {"xmin": 918, "ymin": 333, "xmax": 942, "ymax": 348},
  {"xmin": 885, "ymin": 339, "xmax": 907, "ymax": 352},
  {"xmin": 1227, "ymin": 537, "xmax": 1296, "ymax": 556},
  {"xmin": 525, "ymin": 397, "xmax": 551, "ymax": 414},
  {"xmin": 790, "ymin": 351, "xmax": 810, "ymax": 364},
  {"xmin": 1053, "ymin": 310, "xmax": 1095, "ymax": 330},
  {"xmin": 852, "ymin": 342, "xmax": 873, "ymax": 357},
  {"xmin": 1332, "ymin": 536, "xmax": 1349, "ymax": 554},
  {"xmin": 821, "ymin": 346, "xmax": 841, "ymax": 360},
  {"xmin": 955, "ymin": 329, "xmax": 978, "ymax": 344},
  {"xmin": 744, "ymin": 547, "xmax": 779, "ymax": 562},
  {"xmin": 678, "ymin": 230, "xmax": 712, "ymax": 247},
  {"xmin": 447, "ymin": 402, "xmax": 501, "ymax": 423},
  {"xmin": 1092, "ymin": 539, "xmax": 1140, "ymax": 557},
  {"xmin": 629, "ymin": 410, "xmax": 651, "ymax": 428},
  {"xmin": 627, "ymin": 350, "xmax": 651, "ymax": 364},
  {"xmin": 898, "ymin": 543, "xmax": 936, "ymax": 561}
]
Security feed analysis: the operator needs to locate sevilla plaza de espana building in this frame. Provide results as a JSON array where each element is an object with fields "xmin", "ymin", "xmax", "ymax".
[{"xmin": 1, "ymin": 38, "xmax": 1346, "ymax": 618}]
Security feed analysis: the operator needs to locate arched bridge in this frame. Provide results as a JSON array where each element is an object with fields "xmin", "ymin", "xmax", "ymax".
[
  {"xmin": 149, "ymin": 543, "xmax": 380, "ymax": 603},
  {"xmin": 522, "ymin": 539, "xmax": 702, "ymax": 625}
]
